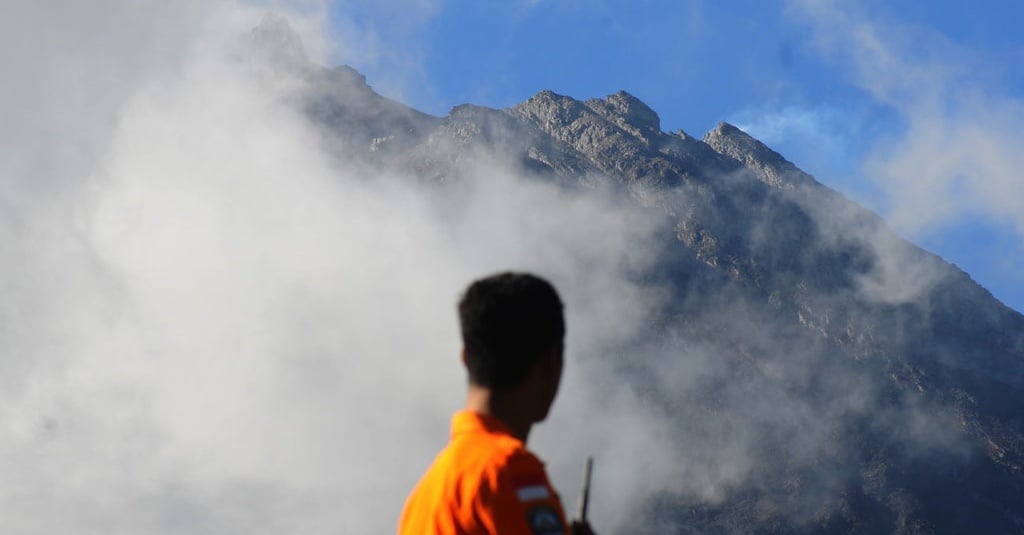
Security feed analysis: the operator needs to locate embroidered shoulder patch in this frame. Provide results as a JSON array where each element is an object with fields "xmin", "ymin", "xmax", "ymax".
[{"xmin": 526, "ymin": 505, "xmax": 564, "ymax": 535}]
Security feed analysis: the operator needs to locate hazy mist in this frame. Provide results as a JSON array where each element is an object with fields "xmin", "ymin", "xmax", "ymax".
[{"xmin": 1, "ymin": 2, "xmax": 978, "ymax": 533}]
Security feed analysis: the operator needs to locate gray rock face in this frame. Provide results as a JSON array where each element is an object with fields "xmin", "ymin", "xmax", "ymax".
[
  {"xmin": 704, "ymin": 122, "xmax": 817, "ymax": 189},
  {"xmin": 275, "ymin": 40, "xmax": 1024, "ymax": 531},
  {"xmin": 304, "ymin": 65, "xmax": 440, "ymax": 163},
  {"xmin": 585, "ymin": 90, "xmax": 661, "ymax": 138}
]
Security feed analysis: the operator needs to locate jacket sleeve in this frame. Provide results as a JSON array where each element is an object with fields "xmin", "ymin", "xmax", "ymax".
[{"xmin": 483, "ymin": 451, "xmax": 569, "ymax": 535}]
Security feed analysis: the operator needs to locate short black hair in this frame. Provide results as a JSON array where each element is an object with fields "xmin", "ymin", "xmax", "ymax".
[{"xmin": 459, "ymin": 272, "xmax": 565, "ymax": 389}]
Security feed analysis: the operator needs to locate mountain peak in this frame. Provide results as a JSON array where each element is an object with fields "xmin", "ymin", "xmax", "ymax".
[
  {"xmin": 524, "ymin": 89, "xmax": 575, "ymax": 105},
  {"xmin": 711, "ymin": 121, "xmax": 747, "ymax": 137},
  {"xmin": 249, "ymin": 12, "xmax": 309, "ymax": 70},
  {"xmin": 329, "ymin": 64, "xmax": 369, "ymax": 88},
  {"xmin": 703, "ymin": 121, "xmax": 816, "ymax": 189},
  {"xmin": 605, "ymin": 90, "xmax": 661, "ymax": 132},
  {"xmin": 583, "ymin": 90, "xmax": 661, "ymax": 135}
]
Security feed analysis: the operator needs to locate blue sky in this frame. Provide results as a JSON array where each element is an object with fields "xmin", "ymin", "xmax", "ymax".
[{"xmin": 328, "ymin": 0, "xmax": 1024, "ymax": 313}]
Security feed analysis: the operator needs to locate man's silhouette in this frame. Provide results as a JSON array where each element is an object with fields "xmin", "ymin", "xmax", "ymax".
[{"xmin": 398, "ymin": 272, "xmax": 594, "ymax": 534}]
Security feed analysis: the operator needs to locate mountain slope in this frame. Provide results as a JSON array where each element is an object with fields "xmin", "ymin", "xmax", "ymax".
[{"xmin": 274, "ymin": 24, "xmax": 1024, "ymax": 532}]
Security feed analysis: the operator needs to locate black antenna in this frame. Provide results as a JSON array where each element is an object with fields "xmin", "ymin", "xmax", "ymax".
[{"xmin": 575, "ymin": 456, "xmax": 594, "ymax": 522}]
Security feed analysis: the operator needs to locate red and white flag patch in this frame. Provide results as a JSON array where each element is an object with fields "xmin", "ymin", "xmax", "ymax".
[{"xmin": 513, "ymin": 475, "xmax": 551, "ymax": 502}]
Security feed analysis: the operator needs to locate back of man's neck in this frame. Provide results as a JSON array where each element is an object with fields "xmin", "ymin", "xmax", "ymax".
[{"xmin": 465, "ymin": 385, "xmax": 532, "ymax": 443}]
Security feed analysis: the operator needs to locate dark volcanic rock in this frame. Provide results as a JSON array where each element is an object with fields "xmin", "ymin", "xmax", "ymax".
[{"xmin": 292, "ymin": 56, "xmax": 1024, "ymax": 533}]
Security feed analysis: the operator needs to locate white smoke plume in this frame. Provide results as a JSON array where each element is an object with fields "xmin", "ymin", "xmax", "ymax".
[
  {"xmin": 1, "ymin": 2, "xmax": 974, "ymax": 533},
  {"xmin": 0, "ymin": 2, "xmax": 679, "ymax": 532}
]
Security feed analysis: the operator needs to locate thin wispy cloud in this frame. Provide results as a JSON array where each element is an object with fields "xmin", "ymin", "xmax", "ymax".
[
  {"xmin": 734, "ymin": 106, "xmax": 846, "ymax": 148},
  {"xmin": 791, "ymin": 0, "xmax": 1024, "ymax": 246},
  {"xmin": 731, "ymin": 104, "xmax": 858, "ymax": 176}
]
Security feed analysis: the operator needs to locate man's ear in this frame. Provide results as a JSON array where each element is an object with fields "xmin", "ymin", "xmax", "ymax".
[{"xmin": 540, "ymin": 344, "xmax": 564, "ymax": 375}]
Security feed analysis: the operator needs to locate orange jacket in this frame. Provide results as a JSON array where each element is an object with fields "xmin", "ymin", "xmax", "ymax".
[{"xmin": 398, "ymin": 410, "xmax": 569, "ymax": 535}]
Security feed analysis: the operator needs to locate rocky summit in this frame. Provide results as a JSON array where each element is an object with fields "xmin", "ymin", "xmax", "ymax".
[{"xmin": 264, "ymin": 19, "xmax": 1024, "ymax": 534}]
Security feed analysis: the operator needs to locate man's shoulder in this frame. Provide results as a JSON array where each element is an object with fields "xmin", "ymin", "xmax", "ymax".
[
  {"xmin": 448, "ymin": 432, "xmax": 542, "ymax": 476},
  {"xmin": 496, "ymin": 444, "xmax": 546, "ymax": 476},
  {"xmin": 402, "ymin": 436, "xmax": 565, "ymax": 534}
]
